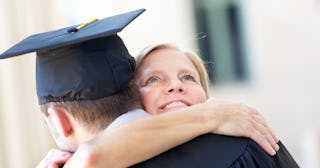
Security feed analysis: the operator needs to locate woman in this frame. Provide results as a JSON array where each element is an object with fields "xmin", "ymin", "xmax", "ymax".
[
  {"xmin": 130, "ymin": 44, "xmax": 298, "ymax": 168},
  {"xmin": 38, "ymin": 44, "xmax": 279, "ymax": 168}
]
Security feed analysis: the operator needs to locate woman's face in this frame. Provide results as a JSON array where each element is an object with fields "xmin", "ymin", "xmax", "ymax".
[{"xmin": 135, "ymin": 48, "xmax": 206, "ymax": 115}]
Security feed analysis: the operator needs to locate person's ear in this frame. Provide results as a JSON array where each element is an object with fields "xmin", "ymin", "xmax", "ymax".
[{"xmin": 47, "ymin": 106, "xmax": 73, "ymax": 137}]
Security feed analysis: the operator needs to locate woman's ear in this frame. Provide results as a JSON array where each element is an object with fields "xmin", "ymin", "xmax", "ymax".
[{"xmin": 47, "ymin": 106, "xmax": 73, "ymax": 137}]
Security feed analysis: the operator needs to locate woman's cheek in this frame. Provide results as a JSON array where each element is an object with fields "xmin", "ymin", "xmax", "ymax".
[
  {"xmin": 139, "ymin": 87, "xmax": 157, "ymax": 114},
  {"xmin": 139, "ymin": 87, "xmax": 152, "ymax": 98},
  {"xmin": 191, "ymin": 87, "xmax": 207, "ymax": 103}
]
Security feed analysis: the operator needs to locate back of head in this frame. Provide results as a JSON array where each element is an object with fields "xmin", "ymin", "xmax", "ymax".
[
  {"xmin": 0, "ymin": 9, "xmax": 145, "ymax": 133},
  {"xmin": 40, "ymin": 81, "xmax": 142, "ymax": 133}
]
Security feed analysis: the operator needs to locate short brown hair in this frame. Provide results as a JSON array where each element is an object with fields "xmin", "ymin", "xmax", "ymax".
[{"xmin": 40, "ymin": 81, "xmax": 142, "ymax": 133}]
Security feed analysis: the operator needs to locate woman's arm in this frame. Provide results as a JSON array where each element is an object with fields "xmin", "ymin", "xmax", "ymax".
[{"xmin": 62, "ymin": 98, "xmax": 279, "ymax": 168}]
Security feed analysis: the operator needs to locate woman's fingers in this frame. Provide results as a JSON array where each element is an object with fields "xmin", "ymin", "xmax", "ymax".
[
  {"xmin": 252, "ymin": 113, "xmax": 280, "ymax": 152},
  {"xmin": 247, "ymin": 127, "xmax": 276, "ymax": 156},
  {"xmin": 248, "ymin": 119, "xmax": 279, "ymax": 155},
  {"xmin": 208, "ymin": 99, "xmax": 280, "ymax": 156},
  {"xmin": 36, "ymin": 149, "xmax": 73, "ymax": 168}
]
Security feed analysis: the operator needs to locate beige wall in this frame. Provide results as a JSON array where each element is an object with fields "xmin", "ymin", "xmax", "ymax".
[
  {"xmin": 212, "ymin": 0, "xmax": 320, "ymax": 167},
  {"xmin": 1, "ymin": 0, "xmax": 319, "ymax": 167},
  {"xmin": 0, "ymin": 0, "xmax": 66, "ymax": 167}
]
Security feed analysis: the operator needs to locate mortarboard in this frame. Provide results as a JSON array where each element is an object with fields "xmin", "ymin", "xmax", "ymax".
[{"xmin": 0, "ymin": 8, "xmax": 145, "ymax": 104}]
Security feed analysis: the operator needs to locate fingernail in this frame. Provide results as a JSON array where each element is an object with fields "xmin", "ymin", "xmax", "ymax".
[{"xmin": 276, "ymin": 144, "xmax": 280, "ymax": 151}]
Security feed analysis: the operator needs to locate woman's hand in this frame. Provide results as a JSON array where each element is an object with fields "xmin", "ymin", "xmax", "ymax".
[
  {"xmin": 36, "ymin": 149, "xmax": 73, "ymax": 168},
  {"xmin": 202, "ymin": 98, "xmax": 279, "ymax": 156}
]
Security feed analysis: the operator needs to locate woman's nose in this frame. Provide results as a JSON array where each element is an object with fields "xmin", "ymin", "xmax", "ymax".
[{"xmin": 166, "ymin": 79, "xmax": 186, "ymax": 94}]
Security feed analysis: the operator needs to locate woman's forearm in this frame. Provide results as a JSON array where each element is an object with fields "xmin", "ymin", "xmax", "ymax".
[
  {"xmin": 65, "ymin": 99, "xmax": 279, "ymax": 168},
  {"xmin": 65, "ymin": 105, "xmax": 212, "ymax": 168}
]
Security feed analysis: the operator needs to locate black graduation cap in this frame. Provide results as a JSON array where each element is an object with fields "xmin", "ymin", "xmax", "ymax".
[{"xmin": 0, "ymin": 8, "xmax": 145, "ymax": 104}]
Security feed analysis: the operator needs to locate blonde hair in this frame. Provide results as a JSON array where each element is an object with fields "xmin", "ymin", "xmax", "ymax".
[{"xmin": 135, "ymin": 43, "xmax": 210, "ymax": 98}]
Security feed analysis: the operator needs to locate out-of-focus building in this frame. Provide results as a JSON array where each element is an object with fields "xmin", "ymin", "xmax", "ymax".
[{"xmin": 1, "ymin": 0, "xmax": 319, "ymax": 167}]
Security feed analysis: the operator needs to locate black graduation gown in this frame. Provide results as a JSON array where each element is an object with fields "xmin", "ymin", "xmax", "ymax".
[{"xmin": 131, "ymin": 134, "xmax": 299, "ymax": 168}]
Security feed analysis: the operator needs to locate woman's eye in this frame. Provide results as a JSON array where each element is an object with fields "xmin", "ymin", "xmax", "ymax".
[
  {"xmin": 182, "ymin": 75, "xmax": 195, "ymax": 82},
  {"xmin": 145, "ymin": 76, "xmax": 159, "ymax": 84}
]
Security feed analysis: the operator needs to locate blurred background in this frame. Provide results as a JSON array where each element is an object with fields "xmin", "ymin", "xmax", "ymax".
[{"xmin": 1, "ymin": 0, "xmax": 319, "ymax": 167}]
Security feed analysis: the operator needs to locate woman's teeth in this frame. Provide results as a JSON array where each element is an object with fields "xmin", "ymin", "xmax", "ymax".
[{"xmin": 164, "ymin": 102, "xmax": 187, "ymax": 109}]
